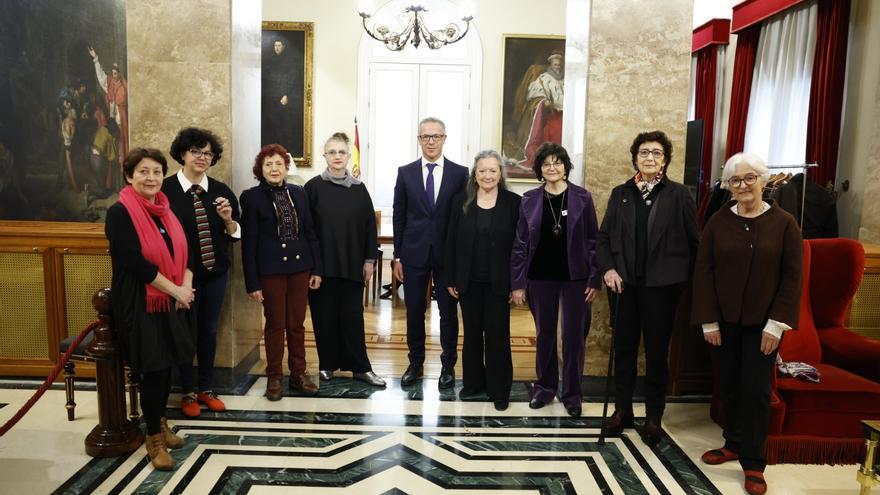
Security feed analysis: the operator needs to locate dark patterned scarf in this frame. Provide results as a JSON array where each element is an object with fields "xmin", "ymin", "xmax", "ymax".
[{"xmin": 269, "ymin": 186, "xmax": 299, "ymax": 241}]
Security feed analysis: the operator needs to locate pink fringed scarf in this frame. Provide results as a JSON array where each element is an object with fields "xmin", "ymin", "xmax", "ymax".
[{"xmin": 118, "ymin": 186, "xmax": 188, "ymax": 312}]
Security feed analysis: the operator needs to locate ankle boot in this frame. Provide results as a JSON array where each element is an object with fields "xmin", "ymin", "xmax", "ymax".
[
  {"xmin": 145, "ymin": 433, "xmax": 175, "ymax": 471},
  {"xmin": 160, "ymin": 418, "xmax": 184, "ymax": 449}
]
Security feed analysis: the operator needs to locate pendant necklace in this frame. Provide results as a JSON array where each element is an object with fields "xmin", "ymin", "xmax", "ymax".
[{"xmin": 546, "ymin": 189, "xmax": 566, "ymax": 237}]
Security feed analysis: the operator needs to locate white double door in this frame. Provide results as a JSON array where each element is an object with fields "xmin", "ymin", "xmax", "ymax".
[{"xmin": 367, "ymin": 63, "xmax": 472, "ymax": 210}]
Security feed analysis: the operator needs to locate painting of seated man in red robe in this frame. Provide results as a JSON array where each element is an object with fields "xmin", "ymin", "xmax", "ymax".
[{"xmin": 501, "ymin": 36, "xmax": 566, "ymax": 181}]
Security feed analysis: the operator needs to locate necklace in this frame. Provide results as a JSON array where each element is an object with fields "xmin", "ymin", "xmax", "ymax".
[{"xmin": 545, "ymin": 189, "xmax": 566, "ymax": 237}]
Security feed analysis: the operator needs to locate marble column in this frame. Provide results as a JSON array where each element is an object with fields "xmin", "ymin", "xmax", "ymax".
[
  {"xmin": 580, "ymin": 0, "xmax": 694, "ymax": 375},
  {"xmin": 127, "ymin": 0, "xmax": 263, "ymax": 387},
  {"xmin": 857, "ymin": 80, "xmax": 880, "ymax": 243}
]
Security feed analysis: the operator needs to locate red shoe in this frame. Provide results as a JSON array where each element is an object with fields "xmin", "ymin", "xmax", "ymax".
[
  {"xmin": 743, "ymin": 470, "xmax": 767, "ymax": 495},
  {"xmin": 197, "ymin": 391, "xmax": 226, "ymax": 412},
  {"xmin": 180, "ymin": 393, "xmax": 201, "ymax": 417},
  {"xmin": 701, "ymin": 447, "xmax": 739, "ymax": 465}
]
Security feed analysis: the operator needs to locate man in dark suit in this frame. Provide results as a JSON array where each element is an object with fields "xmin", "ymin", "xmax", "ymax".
[{"xmin": 392, "ymin": 117, "xmax": 468, "ymax": 389}]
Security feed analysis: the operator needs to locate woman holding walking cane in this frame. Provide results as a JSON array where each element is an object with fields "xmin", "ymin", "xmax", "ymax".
[{"xmin": 596, "ymin": 130, "xmax": 698, "ymax": 444}]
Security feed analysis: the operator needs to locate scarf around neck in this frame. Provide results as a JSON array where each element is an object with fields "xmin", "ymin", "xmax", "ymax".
[
  {"xmin": 118, "ymin": 186, "xmax": 188, "ymax": 312},
  {"xmin": 266, "ymin": 182, "xmax": 300, "ymax": 241},
  {"xmin": 634, "ymin": 170, "xmax": 664, "ymax": 201},
  {"xmin": 320, "ymin": 168, "xmax": 361, "ymax": 188}
]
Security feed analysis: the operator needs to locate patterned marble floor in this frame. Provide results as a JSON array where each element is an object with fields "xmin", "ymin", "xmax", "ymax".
[
  {"xmin": 52, "ymin": 378, "xmax": 718, "ymax": 495},
  {"xmin": 0, "ymin": 376, "xmax": 859, "ymax": 495}
]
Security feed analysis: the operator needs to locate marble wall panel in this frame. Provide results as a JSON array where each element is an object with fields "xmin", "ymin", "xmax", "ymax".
[
  {"xmin": 858, "ymin": 79, "xmax": 880, "ymax": 243},
  {"xmin": 128, "ymin": 61, "xmax": 232, "ymax": 182},
  {"xmin": 127, "ymin": 0, "xmax": 231, "ymax": 64},
  {"xmin": 581, "ymin": 0, "xmax": 694, "ymax": 374},
  {"xmin": 127, "ymin": 0, "xmax": 262, "ymax": 373}
]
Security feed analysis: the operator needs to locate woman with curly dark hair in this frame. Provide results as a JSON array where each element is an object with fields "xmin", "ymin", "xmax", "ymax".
[
  {"xmin": 240, "ymin": 143, "xmax": 323, "ymax": 400},
  {"xmin": 162, "ymin": 127, "xmax": 240, "ymax": 417},
  {"xmin": 510, "ymin": 142, "xmax": 601, "ymax": 417},
  {"xmin": 596, "ymin": 130, "xmax": 699, "ymax": 445}
]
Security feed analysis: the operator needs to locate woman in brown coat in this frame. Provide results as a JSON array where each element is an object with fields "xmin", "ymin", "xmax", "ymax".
[{"xmin": 692, "ymin": 152, "xmax": 802, "ymax": 495}]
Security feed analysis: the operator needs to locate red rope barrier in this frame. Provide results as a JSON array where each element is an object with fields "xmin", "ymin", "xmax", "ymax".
[{"xmin": 0, "ymin": 320, "xmax": 101, "ymax": 437}]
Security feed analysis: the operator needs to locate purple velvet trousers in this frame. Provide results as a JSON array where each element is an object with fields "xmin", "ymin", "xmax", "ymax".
[{"xmin": 527, "ymin": 278, "xmax": 591, "ymax": 409}]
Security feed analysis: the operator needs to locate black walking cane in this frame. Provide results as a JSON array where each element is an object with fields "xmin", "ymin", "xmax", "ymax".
[{"xmin": 598, "ymin": 289, "xmax": 620, "ymax": 445}]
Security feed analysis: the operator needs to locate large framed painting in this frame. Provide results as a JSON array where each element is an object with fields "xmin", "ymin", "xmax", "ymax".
[
  {"xmin": 0, "ymin": 0, "xmax": 128, "ymax": 222},
  {"xmin": 500, "ymin": 34, "xmax": 566, "ymax": 182},
  {"xmin": 261, "ymin": 21, "xmax": 313, "ymax": 168}
]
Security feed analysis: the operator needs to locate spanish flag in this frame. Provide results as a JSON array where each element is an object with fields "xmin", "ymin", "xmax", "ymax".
[{"xmin": 352, "ymin": 117, "xmax": 361, "ymax": 179}]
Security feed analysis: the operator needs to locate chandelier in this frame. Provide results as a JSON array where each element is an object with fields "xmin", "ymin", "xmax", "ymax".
[{"xmin": 358, "ymin": 4, "xmax": 474, "ymax": 51}]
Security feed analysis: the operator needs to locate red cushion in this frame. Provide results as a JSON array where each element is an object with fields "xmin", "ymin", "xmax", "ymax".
[{"xmin": 776, "ymin": 364, "xmax": 880, "ymax": 437}]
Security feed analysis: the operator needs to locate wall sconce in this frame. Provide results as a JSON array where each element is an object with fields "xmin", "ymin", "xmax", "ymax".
[{"xmin": 358, "ymin": 2, "xmax": 474, "ymax": 51}]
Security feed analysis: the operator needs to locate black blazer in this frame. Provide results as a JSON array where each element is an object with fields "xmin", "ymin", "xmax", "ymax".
[
  {"xmin": 392, "ymin": 158, "xmax": 469, "ymax": 268},
  {"xmin": 596, "ymin": 177, "xmax": 699, "ymax": 287},
  {"xmin": 444, "ymin": 189, "xmax": 521, "ymax": 297},
  {"xmin": 162, "ymin": 175, "xmax": 240, "ymax": 281},
  {"xmin": 239, "ymin": 182, "xmax": 323, "ymax": 293}
]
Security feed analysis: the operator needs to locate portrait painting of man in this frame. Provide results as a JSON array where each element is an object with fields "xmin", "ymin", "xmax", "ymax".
[
  {"xmin": 500, "ymin": 35, "xmax": 566, "ymax": 181},
  {"xmin": 261, "ymin": 21, "xmax": 313, "ymax": 167},
  {"xmin": 0, "ymin": 0, "xmax": 127, "ymax": 222}
]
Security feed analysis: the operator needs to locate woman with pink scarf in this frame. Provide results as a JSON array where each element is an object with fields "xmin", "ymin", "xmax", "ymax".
[{"xmin": 105, "ymin": 148, "xmax": 196, "ymax": 471}]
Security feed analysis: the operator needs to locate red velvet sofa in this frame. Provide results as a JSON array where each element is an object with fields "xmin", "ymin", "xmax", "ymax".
[{"xmin": 711, "ymin": 238, "xmax": 880, "ymax": 464}]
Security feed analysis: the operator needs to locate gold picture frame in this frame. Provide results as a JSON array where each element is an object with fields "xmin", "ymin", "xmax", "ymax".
[
  {"xmin": 500, "ymin": 34, "xmax": 566, "ymax": 183},
  {"xmin": 261, "ymin": 21, "xmax": 314, "ymax": 167}
]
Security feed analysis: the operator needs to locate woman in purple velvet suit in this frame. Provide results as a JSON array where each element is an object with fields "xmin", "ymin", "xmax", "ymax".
[{"xmin": 511, "ymin": 142, "xmax": 601, "ymax": 417}]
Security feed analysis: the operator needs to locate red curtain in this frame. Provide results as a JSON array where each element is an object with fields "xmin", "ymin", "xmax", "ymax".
[
  {"xmin": 694, "ymin": 46, "xmax": 717, "ymax": 199},
  {"xmin": 725, "ymin": 24, "xmax": 761, "ymax": 160},
  {"xmin": 806, "ymin": 0, "xmax": 851, "ymax": 188}
]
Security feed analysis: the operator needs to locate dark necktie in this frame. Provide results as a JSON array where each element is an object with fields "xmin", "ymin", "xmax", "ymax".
[
  {"xmin": 426, "ymin": 162, "xmax": 437, "ymax": 210},
  {"xmin": 190, "ymin": 185, "xmax": 215, "ymax": 270}
]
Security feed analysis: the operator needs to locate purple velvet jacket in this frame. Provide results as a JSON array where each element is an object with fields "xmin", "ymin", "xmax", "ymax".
[{"xmin": 511, "ymin": 182, "xmax": 601, "ymax": 291}]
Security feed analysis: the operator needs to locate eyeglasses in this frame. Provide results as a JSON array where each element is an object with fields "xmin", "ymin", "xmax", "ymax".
[
  {"xmin": 418, "ymin": 134, "xmax": 446, "ymax": 142},
  {"xmin": 637, "ymin": 149, "xmax": 665, "ymax": 159},
  {"xmin": 324, "ymin": 150, "xmax": 350, "ymax": 157},
  {"xmin": 541, "ymin": 160, "xmax": 564, "ymax": 169},
  {"xmin": 189, "ymin": 149, "xmax": 215, "ymax": 160},
  {"xmin": 727, "ymin": 174, "xmax": 759, "ymax": 188}
]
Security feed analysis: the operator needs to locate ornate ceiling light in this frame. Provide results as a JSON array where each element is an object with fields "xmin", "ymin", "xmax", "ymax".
[{"xmin": 358, "ymin": 3, "xmax": 474, "ymax": 51}]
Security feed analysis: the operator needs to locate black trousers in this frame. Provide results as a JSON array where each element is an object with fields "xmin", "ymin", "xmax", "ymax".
[
  {"xmin": 613, "ymin": 282, "xmax": 681, "ymax": 418},
  {"xmin": 403, "ymin": 261, "xmax": 459, "ymax": 368},
  {"xmin": 459, "ymin": 281, "xmax": 513, "ymax": 401},
  {"xmin": 309, "ymin": 277, "xmax": 372, "ymax": 373},
  {"xmin": 140, "ymin": 368, "xmax": 171, "ymax": 435},
  {"xmin": 717, "ymin": 321, "xmax": 777, "ymax": 472}
]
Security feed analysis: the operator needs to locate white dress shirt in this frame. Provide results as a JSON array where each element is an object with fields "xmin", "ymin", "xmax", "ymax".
[{"xmin": 420, "ymin": 156, "xmax": 445, "ymax": 203}]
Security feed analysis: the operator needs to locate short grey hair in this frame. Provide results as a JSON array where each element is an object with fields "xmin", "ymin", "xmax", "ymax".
[
  {"xmin": 720, "ymin": 152, "xmax": 771, "ymax": 189},
  {"xmin": 418, "ymin": 116, "xmax": 446, "ymax": 132}
]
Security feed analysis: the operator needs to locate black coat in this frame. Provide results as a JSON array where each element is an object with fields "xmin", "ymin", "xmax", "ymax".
[
  {"xmin": 239, "ymin": 182, "xmax": 323, "ymax": 293},
  {"xmin": 444, "ymin": 189, "xmax": 521, "ymax": 297},
  {"xmin": 597, "ymin": 177, "xmax": 699, "ymax": 287},
  {"xmin": 772, "ymin": 173, "xmax": 838, "ymax": 239}
]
